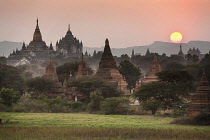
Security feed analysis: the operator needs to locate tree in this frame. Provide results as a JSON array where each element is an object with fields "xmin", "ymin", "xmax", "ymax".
[
  {"xmin": 136, "ymin": 70, "xmax": 194, "ymax": 114},
  {"xmin": 68, "ymin": 77, "xmax": 121, "ymax": 103},
  {"xmin": 88, "ymin": 89, "xmax": 104, "ymax": 112},
  {"xmin": 26, "ymin": 77, "xmax": 56, "ymax": 94},
  {"xmin": 0, "ymin": 64, "xmax": 25, "ymax": 93},
  {"xmin": 56, "ymin": 62, "xmax": 93, "ymax": 83},
  {"xmin": 118, "ymin": 60, "xmax": 141, "ymax": 90},
  {"xmin": 0, "ymin": 56, "xmax": 6, "ymax": 65},
  {"xmin": 56, "ymin": 62, "xmax": 79, "ymax": 83},
  {"xmin": 0, "ymin": 88, "xmax": 20, "ymax": 106}
]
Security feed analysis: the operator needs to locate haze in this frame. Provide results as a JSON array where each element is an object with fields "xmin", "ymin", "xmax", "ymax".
[{"xmin": 1, "ymin": 0, "xmax": 210, "ymax": 48}]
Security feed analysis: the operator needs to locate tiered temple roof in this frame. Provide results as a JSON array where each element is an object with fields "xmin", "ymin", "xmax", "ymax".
[
  {"xmin": 187, "ymin": 71, "xmax": 210, "ymax": 117},
  {"xmin": 56, "ymin": 25, "xmax": 83, "ymax": 57},
  {"xmin": 144, "ymin": 56, "xmax": 161, "ymax": 83},
  {"xmin": 97, "ymin": 39, "xmax": 128, "ymax": 92}
]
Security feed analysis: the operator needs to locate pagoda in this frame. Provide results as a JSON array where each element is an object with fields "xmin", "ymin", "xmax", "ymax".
[
  {"xmin": 96, "ymin": 39, "xmax": 128, "ymax": 92},
  {"xmin": 144, "ymin": 56, "xmax": 161, "ymax": 83},
  {"xmin": 76, "ymin": 53, "xmax": 88, "ymax": 78},
  {"xmin": 178, "ymin": 45, "xmax": 184, "ymax": 57},
  {"xmin": 43, "ymin": 58, "xmax": 65, "ymax": 98},
  {"xmin": 187, "ymin": 71, "xmax": 210, "ymax": 117},
  {"xmin": 7, "ymin": 18, "xmax": 54, "ymax": 66},
  {"xmin": 56, "ymin": 25, "xmax": 83, "ymax": 58}
]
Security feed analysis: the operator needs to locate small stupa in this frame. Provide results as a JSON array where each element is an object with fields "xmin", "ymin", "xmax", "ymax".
[
  {"xmin": 143, "ymin": 56, "xmax": 161, "ymax": 83},
  {"xmin": 76, "ymin": 53, "xmax": 88, "ymax": 78}
]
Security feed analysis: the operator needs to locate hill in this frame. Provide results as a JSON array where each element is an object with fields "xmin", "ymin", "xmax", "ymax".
[{"xmin": 1, "ymin": 40, "xmax": 210, "ymax": 57}]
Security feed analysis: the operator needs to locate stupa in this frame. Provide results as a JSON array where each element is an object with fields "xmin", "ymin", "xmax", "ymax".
[
  {"xmin": 187, "ymin": 71, "xmax": 210, "ymax": 117},
  {"xmin": 96, "ymin": 39, "xmax": 128, "ymax": 92},
  {"xmin": 76, "ymin": 53, "xmax": 88, "ymax": 78}
]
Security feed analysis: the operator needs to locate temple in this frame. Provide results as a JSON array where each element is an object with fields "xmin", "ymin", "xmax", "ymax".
[
  {"xmin": 135, "ymin": 56, "xmax": 161, "ymax": 90},
  {"xmin": 96, "ymin": 39, "xmax": 128, "ymax": 92},
  {"xmin": 43, "ymin": 58, "xmax": 65, "ymax": 98},
  {"xmin": 7, "ymin": 18, "xmax": 55, "ymax": 66},
  {"xmin": 187, "ymin": 71, "xmax": 210, "ymax": 117},
  {"xmin": 76, "ymin": 54, "xmax": 88, "ymax": 78},
  {"xmin": 143, "ymin": 56, "xmax": 161, "ymax": 83},
  {"xmin": 178, "ymin": 45, "xmax": 184, "ymax": 57},
  {"xmin": 56, "ymin": 24, "xmax": 83, "ymax": 58},
  {"xmin": 7, "ymin": 20, "xmax": 83, "ymax": 67}
]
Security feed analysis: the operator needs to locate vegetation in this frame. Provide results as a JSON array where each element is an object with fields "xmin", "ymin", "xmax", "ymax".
[
  {"xmin": 56, "ymin": 62, "xmax": 93, "ymax": 83},
  {"xmin": 0, "ymin": 88, "xmax": 20, "ymax": 106},
  {"xmin": 26, "ymin": 77, "xmax": 57, "ymax": 94},
  {"xmin": 88, "ymin": 89, "xmax": 104, "ymax": 112},
  {"xmin": 100, "ymin": 97, "xmax": 129, "ymax": 115},
  {"xmin": 0, "ymin": 64, "xmax": 24, "ymax": 93},
  {"xmin": 68, "ymin": 77, "xmax": 122, "ymax": 103},
  {"xmin": 136, "ymin": 70, "xmax": 194, "ymax": 115},
  {"xmin": 172, "ymin": 112, "xmax": 210, "ymax": 126},
  {"xmin": 118, "ymin": 60, "xmax": 141, "ymax": 90},
  {"xmin": 0, "ymin": 112, "xmax": 209, "ymax": 140}
]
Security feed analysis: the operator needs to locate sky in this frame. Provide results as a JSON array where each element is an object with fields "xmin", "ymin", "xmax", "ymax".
[{"xmin": 1, "ymin": 0, "xmax": 210, "ymax": 48}]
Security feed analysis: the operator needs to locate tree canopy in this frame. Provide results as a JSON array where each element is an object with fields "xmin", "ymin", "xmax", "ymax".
[
  {"xmin": 68, "ymin": 77, "xmax": 122, "ymax": 103},
  {"xmin": 136, "ymin": 70, "xmax": 194, "ymax": 114},
  {"xmin": 118, "ymin": 60, "xmax": 141, "ymax": 90},
  {"xmin": 0, "ymin": 64, "xmax": 25, "ymax": 93}
]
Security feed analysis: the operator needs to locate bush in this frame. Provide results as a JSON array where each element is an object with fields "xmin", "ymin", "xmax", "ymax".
[
  {"xmin": 0, "ymin": 103, "xmax": 12, "ymax": 112},
  {"xmin": 171, "ymin": 112, "xmax": 210, "ymax": 125},
  {"xmin": 13, "ymin": 96, "xmax": 48, "ymax": 113},
  {"xmin": 88, "ymin": 89, "xmax": 104, "ymax": 112},
  {"xmin": 0, "ymin": 88, "xmax": 20, "ymax": 106},
  {"xmin": 100, "ymin": 97, "xmax": 129, "ymax": 115},
  {"xmin": 141, "ymin": 100, "xmax": 161, "ymax": 115},
  {"xmin": 69, "ymin": 101, "xmax": 86, "ymax": 112}
]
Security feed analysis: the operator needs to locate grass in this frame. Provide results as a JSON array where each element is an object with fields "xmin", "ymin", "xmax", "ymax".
[{"xmin": 0, "ymin": 112, "xmax": 210, "ymax": 140}]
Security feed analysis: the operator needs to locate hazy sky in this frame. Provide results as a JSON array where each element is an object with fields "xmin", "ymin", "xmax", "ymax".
[{"xmin": 1, "ymin": 0, "xmax": 210, "ymax": 48}]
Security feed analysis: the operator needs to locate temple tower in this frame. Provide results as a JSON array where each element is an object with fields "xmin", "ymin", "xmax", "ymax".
[
  {"xmin": 44, "ymin": 58, "xmax": 58, "ymax": 81},
  {"xmin": 178, "ymin": 45, "xmax": 184, "ymax": 57},
  {"xmin": 188, "ymin": 71, "xmax": 210, "ymax": 117},
  {"xmin": 97, "ymin": 38, "xmax": 117, "ymax": 80},
  {"xmin": 144, "ymin": 56, "xmax": 161, "ymax": 83},
  {"xmin": 131, "ymin": 49, "xmax": 135, "ymax": 58},
  {"xmin": 145, "ymin": 48, "xmax": 151, "ymax": 56},
  {"xmin": 97, "ymin": 39, "xmax": 128, "ymax": 92},
  {"xmin": 33, "ymin": 18, "xmax": 42, "ymax": 41},
  {"xmin": 76, "ymin": 53, "xmax": 88, "ymax": 78}
]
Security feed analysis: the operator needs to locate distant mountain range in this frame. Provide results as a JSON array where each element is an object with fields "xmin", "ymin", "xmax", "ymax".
[{"xmin": 1, "ymin": 40, "xmax": 210, "ymax": 57}]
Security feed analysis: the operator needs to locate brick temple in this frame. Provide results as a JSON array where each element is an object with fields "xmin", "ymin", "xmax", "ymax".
[
  {"xmin": 187, "ymin": 71, "xmax": 210, "ymax": 117},
  {"xmin": 96, "ymin": 39, "xmax": 128, "ymax": 92}
]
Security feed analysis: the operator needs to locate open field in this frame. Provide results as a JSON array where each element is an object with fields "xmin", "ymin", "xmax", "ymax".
[{"xmin": 0, "ymin": 112, "xmax": 210, "ymax": 140}]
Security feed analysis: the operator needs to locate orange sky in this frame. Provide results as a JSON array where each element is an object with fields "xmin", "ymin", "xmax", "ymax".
[{"xmin": 0, "ymin": 0, "xmax": 210, "ymax": 48}]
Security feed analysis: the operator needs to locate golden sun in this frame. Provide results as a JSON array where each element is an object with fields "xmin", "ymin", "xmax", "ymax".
[{"xmin": 170, "ymin": 32, "xmax": 182, "ymax": 43}]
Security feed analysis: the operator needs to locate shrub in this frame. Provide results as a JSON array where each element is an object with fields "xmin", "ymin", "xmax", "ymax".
[
  {"xmin": 13, "ymin": 100, "xmax": 48, "ymax": 113},
  {"xmin": 0, "ymin": 88, "xmax": 20, "ymax": 106},
  {"xmin": 171, "ymin": 112, "xmax": 210, "ymax": 125},
  {"xmin": 0, "ymin": 103, "xmax": 12, "ymax": 112},
  {"xmin": 141, "ymin": 100, "xmax": 161, "ymax": 115},
  {"xmin": 100, "ymin": 97, "xmax": 129, "ymax": 115},
  {"xmin": 88, "ymin": 89, "xmax": 104, "ymax": 112},
  {"xmin": 69, "ymin": 101, "xmax": 86, "ymax": 112}
]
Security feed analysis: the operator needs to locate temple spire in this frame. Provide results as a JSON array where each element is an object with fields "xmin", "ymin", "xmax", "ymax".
[
  {"xmin": 33, "ymin": 18, "xmax": 42, "ymax": 41},
  {"xmin": 68, "ymin": 24, "xmax": 70, "ymax": 32},
  {"xmin": 36, "ymin": 18, "xmax": 39, "ymax": 29}
]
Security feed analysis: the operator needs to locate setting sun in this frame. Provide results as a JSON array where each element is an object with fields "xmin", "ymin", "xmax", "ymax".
[{"xmin": 170, "ymin": 32, "xmax": 182, "ymax": 43}]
